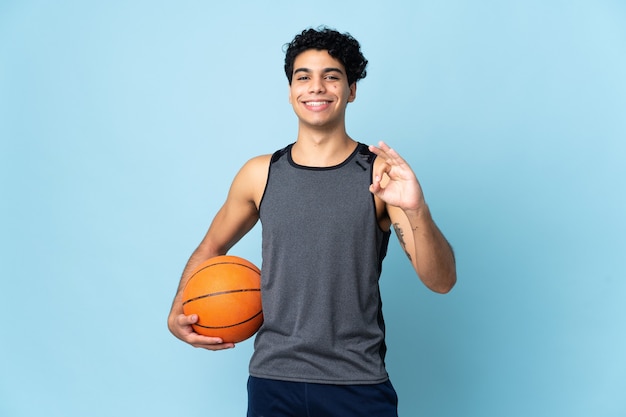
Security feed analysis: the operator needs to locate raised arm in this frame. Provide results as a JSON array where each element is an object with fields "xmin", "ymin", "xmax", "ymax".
[
  {"xmin": 369, "ymin": 141, "xmax": 456, "ymax": 293},
  {"xmin": 167, "ymin": 155, "xmax": 270, "ymax": 350}
]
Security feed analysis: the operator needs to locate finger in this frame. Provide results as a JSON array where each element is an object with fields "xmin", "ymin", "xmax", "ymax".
[
  {"xmin": 371, "ymin": 157, "xmax": 390, "ymax": 186},
  {"xmin": 368, "ymin": 142, "xmax": 389, "ymax": 159},
  {"xmin": 370, "ymin": 142, "xmax": 400, "ymax": 166},
  {"xmin": 187, "ymin": 333, "xmax": 232, "ymax": 348},
  {"xmin": 369, "ymin": 181, "xmax": 383, "ymax": 196},
  {"xmin": 378, "ymin": 142, "xmax": 407, "ymax": 166},
  {"xmin": 176, "ymin": 313, "xmax": 198, "ymax": 325},
  {"xmin": 377, "ymin": 140, "xmax": 391, "ymax": 151},
  {"xmin": 180, "ymin": 323, "xmax": 237, "ymax": 350},
  {"xmin": 375, "ymin": 141, "xmax": 393, "ymax": 156},
  {"xmin": 369, "ymin": 176, "xmax": 381, "ymax": 194},
  {"xmin": 190, "ymin": 334, "xmax": 236, "ymax": 351},
  {"xmin": 370, "ymin": 164, "xmax": 390, "ymax": 196}
]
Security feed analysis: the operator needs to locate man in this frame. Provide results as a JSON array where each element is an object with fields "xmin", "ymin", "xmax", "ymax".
[{"xmin": 168, "ymin": 27, "xmax": 456, "ymax": 416}]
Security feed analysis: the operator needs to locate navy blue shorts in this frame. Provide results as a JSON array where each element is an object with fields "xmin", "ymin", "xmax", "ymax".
[{"xmin": 247, "ymin": 376, "xmax": 398, "ymax": 417}]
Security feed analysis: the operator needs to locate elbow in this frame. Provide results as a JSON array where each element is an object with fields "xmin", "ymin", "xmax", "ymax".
[
  {"xmin": 427, "ymin": 270, "xmax": 457, "ymax": 294},
  {"xmin": 433, "ymin": 281, "xmax": 455, "ymax": 294}
]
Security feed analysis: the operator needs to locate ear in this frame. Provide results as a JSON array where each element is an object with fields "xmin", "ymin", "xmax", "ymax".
[
  {"xmin": 288, "ymin": 84, "xmax": 292, "ymax": 104},
  {"xmin": 347, "ymin": 82, "xmax": 357, "ymax": 103}
]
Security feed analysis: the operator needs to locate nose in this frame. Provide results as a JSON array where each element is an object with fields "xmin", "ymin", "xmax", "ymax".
[{"xmin": 308, "ymin": 76, "xmax": 326, "ymax": 94}]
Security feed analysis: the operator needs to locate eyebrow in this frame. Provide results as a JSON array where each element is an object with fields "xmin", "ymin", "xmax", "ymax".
[{"xmin": 293, "ymin": 67, "xmax": 345, "ymax": 75}]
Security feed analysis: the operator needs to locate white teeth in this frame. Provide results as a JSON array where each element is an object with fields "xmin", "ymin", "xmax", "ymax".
[{"xmin": 305, "ymin": 101, "xmax": 329, "ymax": 106}]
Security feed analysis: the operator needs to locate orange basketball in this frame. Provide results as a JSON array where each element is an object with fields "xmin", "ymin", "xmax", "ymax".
[{"xmin": 182, "ymin": 255, "xmax": 263, "ymax": 343}]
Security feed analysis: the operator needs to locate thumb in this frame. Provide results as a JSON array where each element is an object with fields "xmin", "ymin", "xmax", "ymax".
[{"xmin": 178, "ymin": 313, "xmax": 198, "ymax": 325}]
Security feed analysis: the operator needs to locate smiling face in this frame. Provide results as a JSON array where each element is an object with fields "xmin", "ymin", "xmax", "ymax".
[{"xmin": 289, "ymin": 49, "xmax": 357, "ymax": 132}]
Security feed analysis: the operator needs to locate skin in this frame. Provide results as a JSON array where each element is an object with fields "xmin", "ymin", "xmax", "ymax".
[{"xmin": 168, "ymin": 49, "xmax": 456, "ymax": 351}]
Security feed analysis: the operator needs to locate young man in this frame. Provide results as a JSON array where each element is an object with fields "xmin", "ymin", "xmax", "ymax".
[{"xmin": 168, "ymin": 27, "xmax": 456, "ymax": 416}]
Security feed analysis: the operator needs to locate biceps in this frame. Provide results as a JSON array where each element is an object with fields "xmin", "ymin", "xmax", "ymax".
[
  {"xmin": 198, "ymin": 156, "xmax": 267, "ymax": 255},
  {"xmin": 202, "ymin": 199, "xmax": 259, "ymax": 255}
]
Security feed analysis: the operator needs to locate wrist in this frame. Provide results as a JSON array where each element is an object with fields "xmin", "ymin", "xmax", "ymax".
[{"xmin": 404, "ymin": 202, "xmax": 429, "ymax": 220}]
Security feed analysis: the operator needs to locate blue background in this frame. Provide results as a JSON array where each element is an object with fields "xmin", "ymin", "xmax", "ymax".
[{"xmin": 1, "ymin": 1, "xmax": 625, "ymax": 416}]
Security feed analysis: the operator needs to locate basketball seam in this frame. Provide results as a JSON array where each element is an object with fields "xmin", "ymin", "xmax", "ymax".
[
  {"xmin": 182, "ymin": 288, "xmax": 261, "ymax": 305},
  {"xmin": 193, "ymin": 310, "xmax": 263, "ymax": 329},
  {"xmin": 191, "ymin": 261, "xmax": 260, "ymax": 279}
]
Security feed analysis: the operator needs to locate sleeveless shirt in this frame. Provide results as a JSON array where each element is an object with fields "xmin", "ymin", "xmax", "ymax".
[{"xmin": 250, "ymin": 142, "xmax": 391, "ymax": 384}]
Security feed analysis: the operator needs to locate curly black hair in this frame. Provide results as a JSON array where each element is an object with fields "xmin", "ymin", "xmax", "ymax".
[{"xmin": 284, "ymin": 27, "xmax": 368, "ymax": 86}]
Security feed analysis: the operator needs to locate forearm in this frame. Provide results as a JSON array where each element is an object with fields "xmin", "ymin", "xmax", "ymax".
[
  {"xmin": 166, "ymin": 233, "xmax": 241, "ymax": 349},
  {"xmin": 403, "ymin": 204, "xmax": 456, "ymax": 293},
  {"xmin": 168, "ymin": 243, "xmax": 223, "ymax": 329},
  {"xmin": 166, "ymin": 243, "xmax": 236, "ymax": 350},
  {"xmin": 168, "ymin": 198, "xmax": 258, "ymax": 323}
]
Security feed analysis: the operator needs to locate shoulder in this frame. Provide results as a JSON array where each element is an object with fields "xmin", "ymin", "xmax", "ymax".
[
  {"xmin": 230, "ymin": 154, "xmax": 273, "ymax": 207},
  {"xmin": 357, "ymin": 142, "xmax": 376, "ymax": 159},
  {"xmin": 233, "ymin": 154, "xmax": 272, "ymax": 187},
  {"xmin": 242, "ymin": 154, "xmax": 273, "ymax": 172},
  {"xmin": 239, "ymin": 143, "xmax": 293, "ymax": 178}
]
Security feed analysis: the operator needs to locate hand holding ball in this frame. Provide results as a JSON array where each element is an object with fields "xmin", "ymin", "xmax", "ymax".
[{"xmin": 182, "ymin": 255, "xmax": 263, "ymax": 343}]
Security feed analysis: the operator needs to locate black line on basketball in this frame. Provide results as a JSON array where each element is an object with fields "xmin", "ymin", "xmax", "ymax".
[
  {"xmin": 182, "ymin": 288, "xmax": 261, "ymax": 306},
  {"xmin": 194, "ymin": 310, "xmax": 263, "ymax": 329},
  {"xmin": 190, "ymin": 261, "xmax": 260, "ymax": 279}
]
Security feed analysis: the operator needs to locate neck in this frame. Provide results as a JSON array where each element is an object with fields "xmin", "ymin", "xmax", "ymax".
[{"xmin": 291, "ymin": 128, "xmax": 357, "ymax": 167}]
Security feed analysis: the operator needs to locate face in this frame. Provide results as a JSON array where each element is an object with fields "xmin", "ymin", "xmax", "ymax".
[{"xmin": 288, "ymin": 49, "xmax": 357, "ymax": 130}]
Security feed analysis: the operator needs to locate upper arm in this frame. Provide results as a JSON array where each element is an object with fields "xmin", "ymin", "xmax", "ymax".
[{"xmin": 198, "ymin": 154, "xmax": 271, "ymax": 256}]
